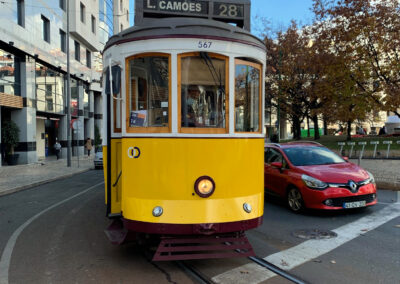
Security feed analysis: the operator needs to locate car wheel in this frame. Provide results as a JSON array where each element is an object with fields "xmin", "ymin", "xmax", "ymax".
[{"xmin": 287, "ymin": 187, "xmax": 305, "ymax": 213}]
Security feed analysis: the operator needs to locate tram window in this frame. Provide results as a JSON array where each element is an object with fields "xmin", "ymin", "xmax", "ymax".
[
  {"xmin": 127, "ymin": 55, "xmax": 170, "ymax": 131},
  {"xmin": 105, "ymin": 65, "xmax": 122, "ymax": 132},
  {"xmin": 235, "ymin": 60, "xmax": 261, "ymax": 133},
  {"xmin": 180, "ymin": 53, "xmax": 228, "ymax": 132}
]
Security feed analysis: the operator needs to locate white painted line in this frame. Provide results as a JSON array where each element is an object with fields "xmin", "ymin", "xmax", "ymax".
[
  {"xmin": 212, "ymin": 203, "xmax": 400, "ymax": 284},
  {"xmin": 0, "ymin": 182, "xmax": 104, "ymax": 284}
]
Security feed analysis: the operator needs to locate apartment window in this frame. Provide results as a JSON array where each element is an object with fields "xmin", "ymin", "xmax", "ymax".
[
  {"xmin": 86, "ymin": 49, "xmax": 91, "ymax": 68},
  {"xmin": 120, "ymin": 24, "xmax": 123, "ymax": 32},
  {"xmin": 75, "ymin": 41, "xmax": 80, "ymax": 61},
  {"xmin": 120, "ymin": 0, "xmax": 123, "ymax": 12},
  {"xmin": 17, "ymin": 0, "xmax": 25, "ymax": 27},
  {"xmin": 127, "ymin": 10, "xmax": 129, "ymax": 22},
  {"xmin": 59, "ymin": 0, "xmax": 65, "ymax": 11},
  {"xmin": 91, "ymin": 15, "xmax": 96, "ymax": 34},
  {"xmin": 60, "ymin": 29, "xmax": 66, "ymax": 53},
  {"xmin": 41, "ymin": 15, "xmax": 50, "ymax": 43},
  {"xmin": 80, "ymin": 2, "xmax": 85, "ymax": 23}
]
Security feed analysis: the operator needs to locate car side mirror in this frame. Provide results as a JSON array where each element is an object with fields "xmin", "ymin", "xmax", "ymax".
[
  {"xmin": 271, "ymin": 162, "xmax": 283, "ymax": 169},
  {"xmin": 343, "ymin": 156, "xmax": 349, "ymax": 162}
]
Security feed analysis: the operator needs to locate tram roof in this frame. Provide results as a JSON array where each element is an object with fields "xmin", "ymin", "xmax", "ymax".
[{"xmin": 103, "ymin": 17, "xmax": 266, "ymax": 52}]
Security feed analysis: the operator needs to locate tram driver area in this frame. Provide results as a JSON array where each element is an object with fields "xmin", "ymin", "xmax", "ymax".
[{"xmin": 181, "ymin": 55, "xmax": 226, "ymax": 129}]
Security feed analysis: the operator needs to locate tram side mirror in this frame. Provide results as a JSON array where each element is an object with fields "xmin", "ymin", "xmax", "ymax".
[{"xmin": 271, "ymin": 162, "xmax": 283, "ymax": 169}]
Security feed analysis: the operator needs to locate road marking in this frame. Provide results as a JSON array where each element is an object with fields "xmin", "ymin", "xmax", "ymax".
[
  {"xmin": 212, "ymin": 203, "xmax": 400, "ymax": 284},
  {"xmin": 0, "ymin": 182, "xmax": 104, "ymax": 284}
]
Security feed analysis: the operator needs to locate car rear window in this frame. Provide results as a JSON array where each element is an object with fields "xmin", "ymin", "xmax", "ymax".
[{"xmin": 283, "ymin": 146, "xmax": 345, "ymax": 166}]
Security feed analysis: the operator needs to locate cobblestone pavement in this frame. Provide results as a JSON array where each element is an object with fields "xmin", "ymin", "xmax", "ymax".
[{"xmin": 0, "ymin": 155, "xmax": 95, "ymax": 196}]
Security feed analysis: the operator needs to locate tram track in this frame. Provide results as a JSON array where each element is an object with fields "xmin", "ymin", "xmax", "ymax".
[
  {"xmin": 248, "ymin": 256, "xmax": 309, "ymax": 284},
  {"xmin": 176, "ymin": 256, "xmax": 308, "ymax": 284},
  {"xmin": 175, "ymin": 261, "xmax": 215, "ymax": 284}
]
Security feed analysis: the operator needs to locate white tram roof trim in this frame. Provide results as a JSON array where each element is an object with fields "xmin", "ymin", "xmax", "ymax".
[{"xmin": 104, "ymin": 17, "xmax": 266, "ymax": 52}]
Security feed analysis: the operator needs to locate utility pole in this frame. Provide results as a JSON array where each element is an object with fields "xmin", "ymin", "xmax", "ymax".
[{"xmin": 66, "ymin": 0, "xmax": 71, "ymax": 166}]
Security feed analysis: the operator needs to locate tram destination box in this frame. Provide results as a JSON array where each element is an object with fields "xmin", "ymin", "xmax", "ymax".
[{"xmin": 136, "ymin": 0, "xmax": 251, "ymax": 31}]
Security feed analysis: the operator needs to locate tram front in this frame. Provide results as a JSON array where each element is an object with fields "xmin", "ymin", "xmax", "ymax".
[{"xmin": 103, "ymin": 17, "xmax": 266, "ymax": 260}]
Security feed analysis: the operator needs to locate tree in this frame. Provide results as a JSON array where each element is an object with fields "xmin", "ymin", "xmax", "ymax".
[
  {"xmin": 313, "ymin": 0, "xmax": 400, "ymax": 118},
  {"xmin": 94, "ymin": 124, "xmax": 101, "ymax": 148},
  {"xmin": 1, "ymin": 120, "xmax": 20, "ymax": 155},
  {"xmin": 265, "ymin": 22, "xmax": 313, "ymax": 140}
]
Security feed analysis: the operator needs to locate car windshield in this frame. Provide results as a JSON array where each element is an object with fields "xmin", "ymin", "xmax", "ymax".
[{"xmin": 283, "ymin": 146, "xmax": 345, "ymax": 166}]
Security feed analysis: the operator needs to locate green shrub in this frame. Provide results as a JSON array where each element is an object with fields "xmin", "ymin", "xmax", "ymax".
[{"xmin": 1, "ymin": 120, "xmax": 20, "ymax": 154}]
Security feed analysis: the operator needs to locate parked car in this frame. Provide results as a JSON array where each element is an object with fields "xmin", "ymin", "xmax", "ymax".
[
  {"xmin": 94, "ymin": 146, "xmax": 103, "ymax": 169},
  {"xmin": 264, "ymin": 142, "xmax": 377, "ymax": 212}
]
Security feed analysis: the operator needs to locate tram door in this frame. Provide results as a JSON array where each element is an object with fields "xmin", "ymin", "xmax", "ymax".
[{"xmin": 111, "ymin": 141, "xmax": 122, "ymax": 214}]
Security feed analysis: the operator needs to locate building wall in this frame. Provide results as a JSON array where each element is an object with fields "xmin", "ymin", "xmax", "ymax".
[
  {"xmin": 113, "ymin": 0, "xmax": 130, "ymax": 33},
  {"xmin": 0, "ymin": 0, "xmax": 103, "ymax": 165}
]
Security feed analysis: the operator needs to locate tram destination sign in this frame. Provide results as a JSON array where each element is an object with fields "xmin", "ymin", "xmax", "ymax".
[
  {"xmin": 143, "ymin": 0, "xmax": 209, "ymax": 16},
  {"xmin": 137, "ymin": 0, "xmax": 251, "ymax": 30}
]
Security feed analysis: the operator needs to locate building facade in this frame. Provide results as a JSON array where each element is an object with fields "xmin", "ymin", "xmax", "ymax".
[{"xmin": 0, "ymin": 0, "xmax": 107, "ymax": 166}]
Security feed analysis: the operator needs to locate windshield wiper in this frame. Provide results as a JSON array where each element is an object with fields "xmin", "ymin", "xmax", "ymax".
[{"xmin": 199, "ymin": 52, "xmax": 225, "ymax": 94}]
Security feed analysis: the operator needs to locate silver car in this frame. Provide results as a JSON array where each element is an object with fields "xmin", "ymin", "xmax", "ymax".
[{"xmin": 94, "ymin": 147, "xmax": 103, "ymax": 169}]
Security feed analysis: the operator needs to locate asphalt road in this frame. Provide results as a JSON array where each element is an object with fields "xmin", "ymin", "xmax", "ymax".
[
  {"xmin": 0, "ymin": 171, "xmax": 194, "ymax": 284},
  {"xmin": 0, "ymin": 170, "xmax": 399, "ymax": 284}
]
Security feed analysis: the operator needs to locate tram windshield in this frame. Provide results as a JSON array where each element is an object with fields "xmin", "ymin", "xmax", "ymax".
[
  {"xmin": 180, "ymin": 53, "xmax": 227, "ymax": 129},
  {"xmin": 235, "ymin": 61, "xmax": 261, "ymax": 132},
  {"xmin": 127, "ymin": 55, "xmax": 169, "ymax": 129}
]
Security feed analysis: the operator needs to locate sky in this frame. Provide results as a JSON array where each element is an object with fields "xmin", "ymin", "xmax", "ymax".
[
  {"xmin": 129, "ymin": 0, "xmax": 315, "ymax": 36},
  {"xmin": 251, "ymin": 0, "xmax": 315, "ymax": 36}
]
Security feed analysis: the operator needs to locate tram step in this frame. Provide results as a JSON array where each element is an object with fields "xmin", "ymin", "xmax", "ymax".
[
  {"xmin": 104, "ymin": 219, "xmax": 129, "ymax": 245},
  {"xmin": 152, "ymin": 233, "xmax": 255, "ymax": 261}
]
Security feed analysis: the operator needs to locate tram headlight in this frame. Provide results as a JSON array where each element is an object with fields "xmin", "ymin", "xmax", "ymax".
[{"xmin": 194, "ymin": 176, "xmax": 215, "ymax": 198}]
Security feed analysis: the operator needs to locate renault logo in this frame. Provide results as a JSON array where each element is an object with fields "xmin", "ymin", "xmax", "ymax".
[
  {"xmin": 127, "ymin": 147, "xmax": 141, "ymax": 159},
  {"xmin": 348, "ymin": 180, "xmax": 357, "ymax": 192}
]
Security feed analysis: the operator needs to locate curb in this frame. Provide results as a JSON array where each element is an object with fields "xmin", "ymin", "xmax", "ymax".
[{"xmin": 0, "ymin": 168, "xmax": 92, "ymax": 197}]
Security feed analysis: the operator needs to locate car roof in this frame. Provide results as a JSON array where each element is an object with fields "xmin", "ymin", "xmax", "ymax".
[{"xmin": 265, "ymin": 141, "xmax": 324, "ymax": 149}]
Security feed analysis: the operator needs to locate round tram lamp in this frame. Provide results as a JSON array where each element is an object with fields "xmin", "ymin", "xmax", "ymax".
[
  {"xmin": 152, "ymin": 206, "xmax": 163, "ymax": 217},
  {"xmin": 194, "ymin": 176, "xmax": 215, "ymax": 198}
]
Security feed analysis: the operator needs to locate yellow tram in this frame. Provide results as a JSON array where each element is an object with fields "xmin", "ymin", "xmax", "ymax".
[{"xmin": 102, "ymin": 16, "xmax": 266, "ymax": 260}]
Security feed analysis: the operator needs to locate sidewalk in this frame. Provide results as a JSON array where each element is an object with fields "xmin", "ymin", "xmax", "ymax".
[
  {"xmin": 350, "ymin": 159, "xmax": 400, "ymax": 191},
  {"xmin": 0, "ymin": 157, "xmax": 398, "ymax": 197},
  {"xmin": 0, "ymin": 155, "xmax": 95, "ymax": 197}
]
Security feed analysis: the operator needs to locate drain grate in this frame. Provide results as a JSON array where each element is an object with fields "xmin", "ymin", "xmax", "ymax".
[{"xmin": 292, "ymin": 229, "xmax": 337, "ymax": 240}]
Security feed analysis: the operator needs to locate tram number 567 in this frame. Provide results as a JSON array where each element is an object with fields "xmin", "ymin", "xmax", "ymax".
[{"xmin": 198, "ymin": 41, "xmax": 213, "ymax": 49}]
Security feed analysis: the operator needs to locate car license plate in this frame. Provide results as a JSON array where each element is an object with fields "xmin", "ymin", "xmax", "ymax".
[{"xmin": 343, "ymin": 201, "xmax": 366, "ymax": 208}]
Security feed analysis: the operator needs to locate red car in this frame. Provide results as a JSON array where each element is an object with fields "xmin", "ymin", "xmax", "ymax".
[{"xmin": 264, "ymin": 142, "xmax": 377, "ymax": 212}]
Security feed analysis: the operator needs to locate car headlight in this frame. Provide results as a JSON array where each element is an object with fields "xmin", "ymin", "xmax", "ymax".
[
  {"xmin": 302, "ymin": 174, "xmax": 328, "ymax": 190},
  {"xmin": 367, "ymin": 171, "xmax": 375, "ymax": 184}
]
